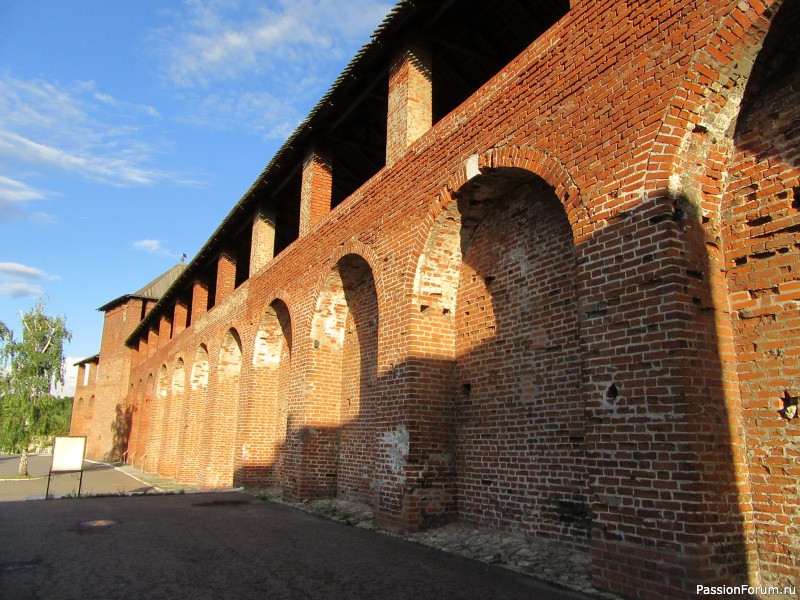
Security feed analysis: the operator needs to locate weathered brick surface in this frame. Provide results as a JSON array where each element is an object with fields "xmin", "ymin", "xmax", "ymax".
[{"xmin": 73, "ymin": 1, "xmax": 800, "ymax": 597}]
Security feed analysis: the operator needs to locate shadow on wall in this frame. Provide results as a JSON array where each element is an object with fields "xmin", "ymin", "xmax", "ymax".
[
  {"xmin": 220, "ymin": 165, "xmax": 751, "ymax": 596},
  {"xmin": 102, "ymin": 167, "xmax": 754, "ymax": 596},
  {"xmin": 103, "ymin": 4, "xmax": 800, "ymax": 583},
  {"xmin": 722, "ymin": 0, "xmax": 800, "ymax": 590},
  {"xmin": 109, "ymin": 403, "xmax": 133, "ymax": 463}
]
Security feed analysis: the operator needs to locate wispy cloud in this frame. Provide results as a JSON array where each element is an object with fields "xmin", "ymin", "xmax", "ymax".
[
  {"xmin": 0, "ymin": 262, "xmax": 48, "ymax": 280},
  {"xmin": 0, "ymin": 282, "xmax": 44, "ymax": 298},
  {"xmin": 0, "ymin": 261, "xmax": 55, "ymax": 298},
  {"xmin": 151, "ymin": 0, "xmax": 392, "ymax": 136},
  {"xmin": 132, "ymin": 238, "xmax": 179, "ymax": 259},
  {"xmin": 0, "ymin": 130, "xmax": 165, "ymax": 187},
  {"xmin": 0, "ymin": 76, "xmax": 197, "ymax": 220},
  {"xmin": 0, "ymin": 175, "xmax": 48, "ymax": 220}
]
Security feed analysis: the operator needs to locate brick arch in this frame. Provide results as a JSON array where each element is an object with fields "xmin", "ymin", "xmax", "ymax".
[
  {"xmin": 145, "ymin": 364, "xmax": 168, "ymax": 472},
  {"xmin": 718, "ymin": 0, "xmax": 800, "ymax": 588},
  {"xmin": 171, "ymin": 357, "xmax": 186, "ymax": 394},
  {"xmin": 137, "ymin": 373, "xmax": 154, "ymax": 470},
  {"xmin": 645, "ymin": 0, "xmax": 779, "ymax": 214},
  {"xmin": 251, "ymin": 289, "xmax": 294, "ymax": 365},
  {"xmin": 443, "ymin": 147, "xmax": 588, "ymax": 240},
  {"xmin": 309, "ymin": 240, "xmax": 386, "ymax": 341},
  {"xmin": 238, "ymin": 297, "xmax": 293, "ymax": 488},
  {"xmin": 201, "ymin": 328, "xmax": 242, "ymax": 488},
  {"xmin": 413, "ymin": 148, "xmax": 587, "ymax": 312},
  {"xmin": 160, "ymin": 357, "xmax": 186, "ymax": 478},
  {"xmin": 218, "ymin": 328, "xmax": 243, "ymax": 379},
  {"xmin": 299, "ymin": 252, "xmax": 380, "ymax": 501},
  {"xmin": 178, "ymin": 344, "xmax": 209, "ymax": 485},
  {"xmin": 406, "ymin": 156, "xmax": 587, "ymax": 544},
  {"xmin": 190, "ymin": 344, "xmax": 210, "ymax": 391},
  {"xmin": 409, "ymin": 146, "xmax": 588, "ymax": 315}
]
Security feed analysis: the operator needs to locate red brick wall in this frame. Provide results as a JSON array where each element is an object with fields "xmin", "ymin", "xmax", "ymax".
[
  {"xmin": 722, "ymin": 0, "xmax": 800, "ymax": 588},
  {"xmin": 76, "ymin": 0, "xmax": 800, "ymax": 597},
  {"xmin": 453, "ymin": 173, "xmax": 586, "ymax": 545}
]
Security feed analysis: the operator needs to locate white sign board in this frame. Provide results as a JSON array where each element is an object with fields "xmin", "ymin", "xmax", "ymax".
[{"xmin": 51, "ymin": 436, "xmax": 86, "ymax": 472}]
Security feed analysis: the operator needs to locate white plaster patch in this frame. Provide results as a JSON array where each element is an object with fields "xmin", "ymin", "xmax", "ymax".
[
  {"xmin": 252, "ymin": 330, "xmax": 282, "ymax": 367},
  {"xmin": 382, "ymin": 424, "xmax": 409, "ymax": 472}
]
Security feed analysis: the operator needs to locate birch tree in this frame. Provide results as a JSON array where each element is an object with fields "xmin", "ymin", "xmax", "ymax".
[{"xmin": 0, "ymin": 303, "xmax": 71, "ymax": 476}]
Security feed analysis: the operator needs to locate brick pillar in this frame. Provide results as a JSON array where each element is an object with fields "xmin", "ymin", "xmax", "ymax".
[
  {"xmin": 250, "ymin": 204, "xmax": 276, "ymax": 276},
  {"xmin": 138, "ymin": 337, "xmax": 148, "ymax": 363},
  {"xmin": 130, "ymin": 345, "xmax": 139, "ymax": 368},
  {"xmin": 147, "ymin": 328, "xmax": 158, "ymax": 358},
  {"xmin": 158, "ymin": 314, "xmax": 171, "ymax": 347},
  {"xmin": 173, "ymin": 300, "xmax": 189, "ymax": 337},
  {"xmin": 386, "ymin": 38, "xmax": 432, "ymax": 168},
  {"xmin": 76, "ymin": 364, "xmax": 86, "ymax": 390},
  {"xmin": 191, "ymin": 280, "xmax": 209, "ymax": 323},
  {"xmin": 299, "ymin": 145, "xmax": 333, "ymax": 236},
  {"xmin": 215, "ymin": 253, "xmax": 236, "ymax": 305},
  {"xmin": 88, "ymin": 361, "xmax": 98, "ymax": 385}
]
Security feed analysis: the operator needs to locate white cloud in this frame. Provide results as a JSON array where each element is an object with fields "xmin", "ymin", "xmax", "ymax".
[
  {"xmin": 0, "ymin": 282, "xmax": 44, "ymax": 298},
  {"xmin": 0, "ymin": 262, "xmax": 48, "ymax": 280},
  {"xmin": 0, "ymin": 175, "xmax": 48, "ymax": 220},
  {"xmin": 178, "ymin": 90, "xmax": 298, "ymax": 139},
  {"xmin": 0, "ymin": 130, "xmax": 165, "ymax": 187},
  {"xmin": 133, "ymin": 239, "xmax": 164, "ymax": 253},
  {"xmin": 0, "ymin": 76, "xmax": 186, "ymax": 219},
  {"xmin": 133, "ymin": 238, "xmax": 179, "ymax": 259},
  {"xmin": 0, "ymin": 175, "xmax": 46, "ymax": 203},
  {"xmin": 0, "ymin": 262, "xmax": 55, "ymax": 298},
  {"xmin": 151, "ymin": 0, "xmax": 392, "ymax": 134}
]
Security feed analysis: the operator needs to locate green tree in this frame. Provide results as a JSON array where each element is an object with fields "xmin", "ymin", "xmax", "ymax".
[{"xmin": 0, "ymin": 303, "xmax": 71, "ymax": 476}]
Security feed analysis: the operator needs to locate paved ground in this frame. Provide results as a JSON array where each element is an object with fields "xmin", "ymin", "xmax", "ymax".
[
  {"xmin": 0, "ymin": 455, "xmax": 613, "ymax": 599},
  {"xmin": 0, "ymin": 454, "xmax": 155, "ymax": 501},
  {"xmin": 0, "ymin": 491, "xmax": 596, "ymax": 600}
]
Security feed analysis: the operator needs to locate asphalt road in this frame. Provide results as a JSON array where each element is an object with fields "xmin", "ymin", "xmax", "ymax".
[
  {"xmin": 0, "ymin": 454, "xmax": 153, "ymax": 501},
  {"xmin": 0, "ymin": 492, "xmax": 595, "ymax": 600}
]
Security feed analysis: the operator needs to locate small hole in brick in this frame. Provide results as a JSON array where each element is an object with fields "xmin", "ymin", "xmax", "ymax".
[
  {"xmin": 462, "ymin": 383, "xmax": 471, "ymax": 393},
  {"xmin": 420, "ymin": 304, "xmax": 430, "ymax": 313},
  {"xmin": 606, "ymin": 384, "xmax": 619, "ymax": 400},
  {"xmin": 313, "ymin": 339, "xmax": 320, "ymax": 349},
  {"xmin": 747, "ymin": 215, "xmax": 772, "ymax": 227},
  {"xmin": 484, "ymin": 275, "xmax": 496, "ymax": 285},
  {"xmin": 442, "ymin": 307, "xmax": 451, "ymax": 316},
  {"xmin": 792, "ymin": 186, "xmax": 799, "ymax": 211},
  {"xmin": 686, "ymin": 269, "xmax": 704, "ymax": 280}
]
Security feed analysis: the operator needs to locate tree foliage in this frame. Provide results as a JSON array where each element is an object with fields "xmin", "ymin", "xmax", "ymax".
[{"xmin": 0, "ymin": 303, "xmax": 71, "ymax": 474}]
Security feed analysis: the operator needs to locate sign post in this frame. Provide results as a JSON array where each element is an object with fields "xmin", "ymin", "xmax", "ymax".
[{"xmin": 46, "ymin": 436, "xmax": 87, "ymax": 499}]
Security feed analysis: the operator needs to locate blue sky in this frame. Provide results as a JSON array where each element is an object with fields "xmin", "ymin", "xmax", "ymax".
[{"xmin": 0, "ymin": 0, "xmax": 392, "ymax": 395}]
